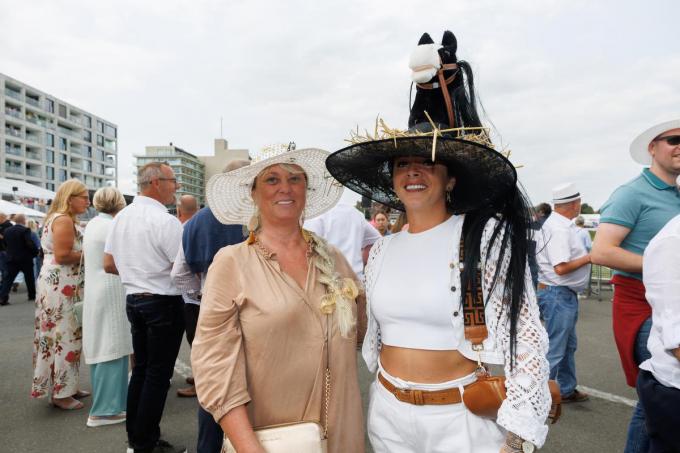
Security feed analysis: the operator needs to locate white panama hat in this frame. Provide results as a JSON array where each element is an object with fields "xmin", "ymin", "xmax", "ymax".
[
  {"xmin": 552, "ymin": 182, "xmax": 581, "ymax": 204},
  {"xmin": 206, "ymin": 147, "xmax": 344, "ymax": 225},
  {"xmin": 629, "ymin": 119, "xmax": 680, "ymax": 166}
]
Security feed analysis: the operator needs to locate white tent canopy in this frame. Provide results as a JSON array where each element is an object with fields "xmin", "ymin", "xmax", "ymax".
[
  {"xmin": 0, "ymin": 177, "xmax": 56, "ymax": 200},
  {"xmin": 0, "ymin": 200, "xmax": 46, "ymax": 218}
]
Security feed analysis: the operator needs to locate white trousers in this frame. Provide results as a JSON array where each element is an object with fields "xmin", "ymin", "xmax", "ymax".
[{"xmin": 367, "ymin": 365, "xmax": 505, "ymax": 453}]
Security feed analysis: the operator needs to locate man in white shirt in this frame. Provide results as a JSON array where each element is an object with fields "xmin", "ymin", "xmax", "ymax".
[
  {"xmin": 304, "ymin": 200, "xmax": 381, "ymax": 281},
  {"xmin": 638, "ymin": 213, "xmax": 680, "ymax": 451},
  {"xmin": 535, "ymin": 182, "xmax": 592, "ymax": 403},
  {"xmin": 104, "ymin": 162, "xmax": 186, "ymax": 453}
]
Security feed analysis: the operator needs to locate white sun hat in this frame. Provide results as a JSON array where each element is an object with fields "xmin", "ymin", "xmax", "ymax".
[
  {"xmin": 552, "ymin": 182, "xmax": 581, "ymax": 204},
  {"xmin": 629, "ymin": 119, "xmax": 680, "ymax": 165},
  {"xmin": 206, "ymin": 147, "xmax": 344, "ymax": 225}
]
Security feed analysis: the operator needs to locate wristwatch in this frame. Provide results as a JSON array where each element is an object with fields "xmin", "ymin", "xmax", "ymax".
[{"xmin": 522, "ymin": 440, "xmax": 536, "ymax": 453}]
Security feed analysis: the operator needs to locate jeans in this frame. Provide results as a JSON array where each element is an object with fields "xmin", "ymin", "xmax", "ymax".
[
  {"xmin": 625, "ymin": 317, "xmax": 652, "ymax": 453},
  {"xmin": 197, "ymin": 405, "xmax": 224, "ymax": 453},
  {"xmin": 636, "ymin": 369, "xmax": 680, "ymax": 453},
  {"xmin": 125, "ymin": 294, "xmax": 185, "ymax": 452},
  {"xmin": 537, "ymin": 285, "xmax": 579, "ymax": 396}
]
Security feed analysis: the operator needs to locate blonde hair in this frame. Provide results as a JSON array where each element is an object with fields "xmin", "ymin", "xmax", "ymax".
[
  {"xmin": 93, "ymin": 187, "xmax": 126, "ymax": 214},
  {"xmin": 307, "ymin": 231, "xmax": 358, "ymax": 338},
  {"xmin": 46, "ymin": 179, "xmax": 88, "ymax": 223}
]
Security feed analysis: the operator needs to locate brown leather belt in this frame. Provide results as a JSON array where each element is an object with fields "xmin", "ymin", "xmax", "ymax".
[
  {"xmin": 377, "ymin": 372, "xmax": 463, "ymax": 406},
  {"xmin": 538, "ymin": 283, "xmax": 548, "ymax": 290}
]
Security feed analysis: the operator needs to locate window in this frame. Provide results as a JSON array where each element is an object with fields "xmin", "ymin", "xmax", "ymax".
[
  {"xmin": 46, "ymin": 133, "xmax": 54, "ymax": 147},
  {"xmin": 83, "ymin": 130, "xmax": 91, "ymax": 142},
  {"xmin": 104, "ymin": 124, "xmax": 116, "ymax": 137},
  {"xmin": 46, "ymin": 166, "xmax": 55, "ymax": 180},
  {"xmin": 85, "ymin": 145, "xmax": 92, "ymax": 158},
  {"xmin": 46, "ymin": 99, "xmax": 55, "ymax": 113},
  {"xmin": 59, "ymin": 169, "xmax": 67, "ymax": 182},
  {"xmin": 97, "ymin": 121, "xmax": 104, "ymax": 133},
  {"xmin": 58, "ymin": 104, "xmax": 67, "ymax": 118},
  {"xmin": 59, "ymin": 137, "xmax": 67, "ymax": 151},
  {"xmin": 97, "ymin": 149, "xmax": 105, "ymax": 161},
  {"xmin": 46, "ymin": 183, "xmax": 55, "ymax": 191},
  {"xmin": 96, "ymin": 135, "xmax": 104, "ymax": 146},
  {"xmin": 60, "ymin": 153, "xmax": 68, "ymax": 166},
  {"xmin": 86, "ymin": 160, "xmax": 92, "ymax": 172},
  {"xmin": 84, "ymin": 115, "xmax": 91, "ymax": 128},
  {"xmin": 46, "ymin": 149, "xmax": 54, "ymax": 164}
]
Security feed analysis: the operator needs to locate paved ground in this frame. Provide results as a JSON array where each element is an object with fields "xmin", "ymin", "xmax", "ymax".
[{"xmin": 1, "ymin": 284, "xmax": 634, "ymax": 452}]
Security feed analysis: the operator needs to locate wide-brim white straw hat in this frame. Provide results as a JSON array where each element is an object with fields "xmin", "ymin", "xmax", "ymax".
[
  {"xmin": 629, "ymin": 119, "xmax": 680, "ymax": 165},
  {"xmin": 206, "ymin": 147, "xmax": 344, "ymax": 225},
  {"xmin": 552, "ymin": 182, "xmax": 581, "ymax": 204}
]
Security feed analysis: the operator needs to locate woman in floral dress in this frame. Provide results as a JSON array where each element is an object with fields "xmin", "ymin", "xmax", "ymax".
[{"xmin": 32, "ymin": 179, "xmax": 91, "ymax": 410}]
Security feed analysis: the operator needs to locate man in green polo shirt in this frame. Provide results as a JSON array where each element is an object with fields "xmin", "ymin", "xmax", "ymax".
[{"xmin": 592, "ymin": 119, "xmax": 680, "ymax": 453}]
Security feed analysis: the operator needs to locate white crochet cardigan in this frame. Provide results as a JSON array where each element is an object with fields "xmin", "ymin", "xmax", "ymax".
[{"xmin": 362, "ymin": 216, "xmax": 551, "ymax": 447}]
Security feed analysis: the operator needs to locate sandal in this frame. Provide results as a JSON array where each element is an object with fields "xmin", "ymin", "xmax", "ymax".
[
  {"xmin": 52, "ymin": 397, "xmax": 84, "ymax": 410},
  {"xmin": 75, "ymin": 389, "xmax": 91, "ymax": 398}
]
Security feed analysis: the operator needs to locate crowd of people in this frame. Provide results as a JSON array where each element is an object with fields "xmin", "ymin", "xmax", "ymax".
[{"xmin": 1, "ymin": 28, "xmax": 678, "ymax": 453}]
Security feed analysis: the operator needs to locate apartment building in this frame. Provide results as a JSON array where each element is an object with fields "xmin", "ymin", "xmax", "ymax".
[
  {"xmin": 0, "ymin": 73, "xmax": 118, "ymax": 191},
  {"xmin": 136, "ymin": 144, "xmax": 206, "ymax": 205}
]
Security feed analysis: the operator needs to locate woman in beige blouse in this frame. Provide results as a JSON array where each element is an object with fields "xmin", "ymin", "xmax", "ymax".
[{"xmin": 191, "ymin": 147, "xmax": 365, "ymax": 453}]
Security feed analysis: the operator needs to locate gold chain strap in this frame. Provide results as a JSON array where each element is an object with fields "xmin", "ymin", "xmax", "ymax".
[{"xmin": 323, "ymin": 314, "xmax": 331, "ymax": 439}]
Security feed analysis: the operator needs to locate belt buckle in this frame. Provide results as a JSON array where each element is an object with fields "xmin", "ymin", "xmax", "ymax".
[{"xmin": 397, "ymin": 388, "xmax": 425, "ymax": 405}]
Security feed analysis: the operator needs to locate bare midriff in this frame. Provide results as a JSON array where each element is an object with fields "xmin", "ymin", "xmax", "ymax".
[{"xmin": 380, "ymin": 345, "xmax": 478, "ymax": 383}]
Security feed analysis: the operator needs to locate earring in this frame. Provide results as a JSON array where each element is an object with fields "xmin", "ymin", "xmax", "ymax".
[
  {"xmin": 446, "ymin": 190, "xmax": 452, "ymax": 205},
  {"xmin": 299, "ymin": 212, "xmax": 306, "ymax": 229}
]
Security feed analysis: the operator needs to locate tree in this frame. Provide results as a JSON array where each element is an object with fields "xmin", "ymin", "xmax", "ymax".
[{"xmin": 581, "ymin": 203, "xmax": 595, "ymax": 214}]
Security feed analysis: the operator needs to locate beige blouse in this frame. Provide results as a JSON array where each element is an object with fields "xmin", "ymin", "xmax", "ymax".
[{"xmin": 191, "ymin": 239, "xmax": 365, "ymax": 453}]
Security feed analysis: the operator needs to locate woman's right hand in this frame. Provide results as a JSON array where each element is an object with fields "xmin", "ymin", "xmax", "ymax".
[{"xmin": 219, "ymin": 405, "xmax": 265, "ymax": 453}]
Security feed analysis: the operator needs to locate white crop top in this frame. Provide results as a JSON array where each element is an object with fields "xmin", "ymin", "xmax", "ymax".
[{"xmin": 372, "ymin": 215, "xmax": 463, "ymax": 350}]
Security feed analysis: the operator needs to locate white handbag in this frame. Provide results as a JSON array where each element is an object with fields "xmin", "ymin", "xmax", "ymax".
[{"xmin": 222, "ymin": 315, "xmax": 332, "ymax": 453}]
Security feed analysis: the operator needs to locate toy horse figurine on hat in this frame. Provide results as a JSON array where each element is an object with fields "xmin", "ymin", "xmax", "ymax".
[{"xmin": 408, "ymin": 30, "xmax": 482, "ymax": 134}]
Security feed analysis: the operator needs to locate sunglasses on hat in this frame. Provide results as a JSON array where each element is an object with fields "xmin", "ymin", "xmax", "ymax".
[{"xmin": 653, "ymin": 135, "xmax": 680, "ymax": 146}]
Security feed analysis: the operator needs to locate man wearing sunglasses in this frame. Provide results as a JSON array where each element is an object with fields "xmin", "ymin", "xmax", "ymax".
[{"xmin": 592, "ymin": 120, "xmax": 680, "ymax": 453}]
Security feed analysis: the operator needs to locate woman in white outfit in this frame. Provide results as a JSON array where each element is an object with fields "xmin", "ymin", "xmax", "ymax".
[
  {"xmin": 82, "ymin": 187, "xmax": 132, "ymax": 427},
  {"xmin": 326, "ymin": 30, "xmax": 551, "ymax": 453}
]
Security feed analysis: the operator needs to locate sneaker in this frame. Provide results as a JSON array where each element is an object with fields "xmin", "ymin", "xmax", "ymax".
[
  {"xmin": 153, "ymin": 439, "xmax": 187, "ymax": 453},
  {"xmin": 561, "ymin": 389, "xmax": 589, "ymax": 403},
  {"xmin": 176, "ymin": 385, "xmax": 196, "ymax": 398},
  {"xmin": 87, "ymin": 412, "xmax": 126, "ymax": 427}
]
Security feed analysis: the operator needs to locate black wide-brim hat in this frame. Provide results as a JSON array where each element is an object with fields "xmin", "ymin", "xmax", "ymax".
[{"xmin": 326, "ymin": 135, "xmax": 517, "ymax": 214}]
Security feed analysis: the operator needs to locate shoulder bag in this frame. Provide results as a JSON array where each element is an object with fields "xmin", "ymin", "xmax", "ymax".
[
  {"xmin": 222, "ymin": 315, "xmax": 331, "ymax": 453},
  {"xmin": 458, "ymin": 236, "xmax": 562, "ymax": 424}
]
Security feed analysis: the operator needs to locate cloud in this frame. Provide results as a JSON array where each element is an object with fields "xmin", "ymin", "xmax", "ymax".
[{"xmin": 1, "ymin": 0, "xmax": 678, "ymax": 208}]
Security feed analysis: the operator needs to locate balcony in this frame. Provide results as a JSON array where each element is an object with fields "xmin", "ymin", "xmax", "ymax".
[
  {"xmin": 58, "ymin": 126, "xmax": 77, "ymax": 137},
  {"xmin": 5, "ymin": 128, "xmax": 22, "ymax": 138},
  {"xmin": 26, "ymin": 116, "xmax": 50, "ymax": 128},
  {"xmin": 25, "ymin": 134, "xmax": 43, "ymax": 144},
  {"xmin": 5, "ymin": 146, "xmax": 22, "ymax": 157},
  {"xmin": 5, "ymin": 108, "xmax": 22, "ymax": 119},
  {"xmin": 25, "ymin": 168, "xmax": 41, "ymax": 178},
  {"xmin": 4, "ymin": 88, "xmax": 22, "ymax": 101},
  {"xmin": 25, "ymin": 96, "xmax": 40, "ymax": 108},
  {"xmin": 25, "ymin": 150, "xmax": 41, "ymax": 161},
  {"xmin": 5, "ymin": 166, "xmax": 23, "ymax": 175}
]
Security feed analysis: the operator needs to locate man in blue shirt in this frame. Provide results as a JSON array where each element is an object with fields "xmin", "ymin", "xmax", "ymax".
[{"xmin": 592, "ymin": 119, "xmax": 680, "ymax": 453}]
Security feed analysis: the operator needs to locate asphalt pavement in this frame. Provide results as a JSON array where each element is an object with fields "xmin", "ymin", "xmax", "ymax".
[{"xmin": 1, "ymin": 283, "xmax": 634, "ymax": 452}]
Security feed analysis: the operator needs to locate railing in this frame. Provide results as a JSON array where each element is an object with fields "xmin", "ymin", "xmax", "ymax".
[
  {"xmin": 4, "ymin": 88, "xmax": 22, "ymax": 100},
  {"xmin": 25, "ymin": 97, "xmax": 40, "ymax": 107},
  {"xmin": 58, "ymin": 126, "xmax": 77, "ymax": 137},
  {"xmin": 25, "ymin": 151, "xmax": 41, "ymax": 161},
  {"xmin": 587, "ymin": 264, "xmax": 613, "ymax": 301},
  {"xmin": 25, "ymin": 134, "xmax": 43, "ymax": 144},
  {"xmin": 5, "ymin": 128, "xmax": 22, "ymax": 138},
  {"xmin": 25, "ymin": 168, "xmax": 41, "ymax": 177},
  {"xmin": 5, "ymin": 147, "xmax": 23, "ymax": 157},
  {"xmin": 5, "ymin": 109, "xmax": 22, "ymax": 118},
  {"xmin": 26, "ymin": 116, "xmax": 49, "ymax": 128},
  {"xmin": 5, "ymin": 166, "xmax": 23, "ymax": 175}
]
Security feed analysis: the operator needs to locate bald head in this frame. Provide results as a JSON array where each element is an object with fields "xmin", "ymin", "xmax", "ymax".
[
  {"xmin": 177, "ymin": 194, "xmax": 198, "ymax": 224},
  {"xmin": 13, "ymin": 214, "xmax": 26, "ymax": 225}
]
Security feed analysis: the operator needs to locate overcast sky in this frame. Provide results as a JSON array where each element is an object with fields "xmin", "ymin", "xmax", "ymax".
[{"xmin": 2, "ymin": 0, "xmax": 678, "ymax": 209}]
